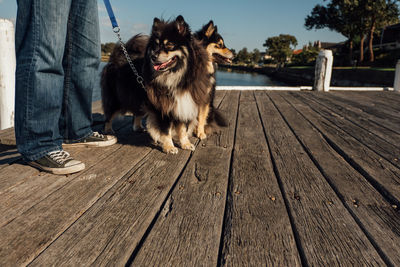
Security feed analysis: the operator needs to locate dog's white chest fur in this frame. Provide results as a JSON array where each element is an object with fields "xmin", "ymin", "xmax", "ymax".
[{"xmin": 173, "ymin": 92, "xmax": 198, "ymax": 122}]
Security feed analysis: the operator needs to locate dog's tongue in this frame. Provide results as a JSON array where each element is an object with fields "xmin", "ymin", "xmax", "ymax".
[
  {"xmin": 153, "ymin": 64, "xmax": 163, "ymax": 71},
  {"xmin": 153, "ymin": 59, "xmax": 172, "ymax": 71}
]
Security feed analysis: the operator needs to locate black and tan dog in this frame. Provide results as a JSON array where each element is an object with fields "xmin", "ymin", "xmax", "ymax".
[
  {"xmin": 101, "ymin": 34, "xmax": 149, "ymax": 133},
  {"xmin": 100, "ymin": 17, "xmax": 232, "ymax": 153},
  {"xmin": 143, "ymin": 15, "xmax": 212, "ymax": 153},
  {"xmin": 194, "ymin": 21, "xmax": 234, "ymax": 139}
]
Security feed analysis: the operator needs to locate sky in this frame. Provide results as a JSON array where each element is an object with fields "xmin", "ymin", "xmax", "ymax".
[{"xmin": 0, "ymin": 0, "xmax": 346, "ymax": 52}]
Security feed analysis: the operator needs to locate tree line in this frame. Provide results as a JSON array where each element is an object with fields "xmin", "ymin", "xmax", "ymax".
[
  {"xmin": 102, "ymin": 1, "xmax": 399, "ymax": 67},
  {"xmin": 238, "ymin": 0, "xmax": 399, "ymax": 66},
  {"xmin": 305, "ymin": 0, "xmax": 399, "ymax": 63}
]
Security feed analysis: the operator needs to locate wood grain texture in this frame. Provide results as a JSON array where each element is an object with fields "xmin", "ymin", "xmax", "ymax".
[
  {"xmin": 334, "ymin": 91, "xmax": 400, "ymax": 116},
  {"xmin": 0, "ymin": 116, "xmax": 132, "ymax": 227},
  {"xmin": 131, "ymin": 91, "xmax": 239, "ymax": 266},
  {"xmin": 0, "ymin": 144, "xmax": 19, "ymax": 171},
  {"xmin": 307, "ymin": 92, "xmax": 400, "ymax": 148},
  {"xmin": 273, "ymin": 91, "xmax": 400, "ymax": 266},
  {"xmin": 1, "ymin": 91, "xmax": 400, "ymax": 266},
  {"xmin": 255, "ymin": 91, "xmax": 384, "ymax": 266},
  {"xmin": 30, "ymin": 91, "xmax": 229, "ymax": 266},
  {"xmin": 220, "ymin": 91, "xmax": 301, "ymax": 266},
  {"xmin": 0, "ymin": 127, "xmax": 151, "ymax": 265},
  {"xmin": 30, "ymin": 149, "xmax": 191, "ymax": 266},
  {"xmin": 0, "ymin": 127, "xmax": 15, "ymax": 145},
  {"xmin": 326, "ymin": 92, "xmax": 400, "ymax": 132},
  {"xmin": 361, "ymin": 91, "xmax": 400, "ymax": 111},
  {"xmin": 289, "ymin": 92, "xmax": 400, "ymax": 202},
  {"xmin": 301, "ymin": 92, "xmax": 400, "ymax": 167}
]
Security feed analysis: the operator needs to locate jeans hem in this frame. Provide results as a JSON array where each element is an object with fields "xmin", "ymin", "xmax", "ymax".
[
  {"xmin": 23, "ymin": 145, "xmax": 63, "ymax": 162},
  {"xmin": 63, "ymin": 129, "xmax": 93, "ymax": 144}
]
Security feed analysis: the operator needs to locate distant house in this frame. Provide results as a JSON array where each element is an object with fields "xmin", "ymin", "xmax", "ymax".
[
  {"xmin": 374, "ymin": 23, "xmax": 400, "ymax": 50},
  {"xmin": 260, "ymin": 52, "xmax": 272, "ymax": 60},
  {"xmin": 313, "ymin": 41, "xmax": 344, "ymax": 52},
  {"xmin": 292, "ymin": 49, "xmax": 303, "ymax": 55}
]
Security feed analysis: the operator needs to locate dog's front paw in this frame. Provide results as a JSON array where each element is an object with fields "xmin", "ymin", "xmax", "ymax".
[
  {"xmin": 181, "ymin": 142, "xmax": 196, "ymax": 151},
  {"xmin": 163, "ymin": 145, "xmax": 179, "ymax": 154},
  {"xmin": 196, "ymin": 132, "xmax": 207, "ymax": 140}
]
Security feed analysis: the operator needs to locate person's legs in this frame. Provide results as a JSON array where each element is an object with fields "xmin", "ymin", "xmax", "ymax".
[
  {"xmin": 15, "ymin": 0, "xmax": 72, "ymax": 161},
  {"xmin": 61, "ymin": 0, "xmax": 100, "ymax": 142}
]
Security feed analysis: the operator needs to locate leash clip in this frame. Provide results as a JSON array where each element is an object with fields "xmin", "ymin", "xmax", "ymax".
[{"xmin": 113, "ymin": 27, "xmax": 120, "ymax": 33}]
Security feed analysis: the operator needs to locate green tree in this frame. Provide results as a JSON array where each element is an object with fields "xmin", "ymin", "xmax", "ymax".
[
  {"xmin": 359, "ymin": 0, "xmax": 399, "ymax": 62},
  {"xmin": 305, "ymin": 0, "xmax": 363, "ymax": 63},
  {"xmin": 251, "ymin": 48, "xmax": 262, "ymax": 64},
  {"xmin": 305, "ymin": 0, "xmax": 399, "ymax": 63},
  {"xmin": 292, "ymin": 44, "xmax": 320, "ymax": 65},
  {"xmin": 234, "ymin": 47, "xmax": 251, "ymax": 64},
  {"xmin": 263, "ymin": 34, "xmax": 297, "ymax": 67}
]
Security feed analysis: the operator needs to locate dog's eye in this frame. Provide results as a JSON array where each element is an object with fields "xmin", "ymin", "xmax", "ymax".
[{"xmin": 165, "ymin": 42, "xmax": 175, "ymax": 50}]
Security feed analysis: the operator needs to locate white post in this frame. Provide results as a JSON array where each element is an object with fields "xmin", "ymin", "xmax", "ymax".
[
  {"xmin": 394, "ymin": 59, "xmax": 400, "ymax": 92},
  {"xmin": 0, "ymin": 19, "xmax": 16, "ymax": 130},
  {"xmin": 313, "ymin": 50, "xmax": 333, "ymax": 92}
]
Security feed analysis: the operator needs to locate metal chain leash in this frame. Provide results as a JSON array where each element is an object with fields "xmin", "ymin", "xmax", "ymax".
[{"xmin": 113, "ymin": 27, "xmax": 146, "ymax": 90}]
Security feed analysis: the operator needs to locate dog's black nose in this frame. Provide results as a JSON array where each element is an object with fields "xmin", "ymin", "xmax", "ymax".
[{"xmin": 151, "ymin": 55, "xmax": 157, "ymax": 62}]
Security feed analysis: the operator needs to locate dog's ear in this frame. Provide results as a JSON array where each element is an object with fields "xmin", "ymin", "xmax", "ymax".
[
  {"xmin": 175, "ymin": 15, "xmax": 188, "ymax": 36},
  {"xmin": 204, "ymin": 20, "xmax": 215, "ymax": 38},
  {"xmin": 152, "ymin": 17, "xmax": 161, "ymax": 30}
]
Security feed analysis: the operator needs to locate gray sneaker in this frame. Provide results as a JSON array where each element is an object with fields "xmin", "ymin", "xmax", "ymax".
[
  {"xmin": 28, "ymin": 150, "xmax": 85, "ymax": 175},
  {"xmin": 63, "ymin": 132, "xmax": 117, "ymax": 148}
]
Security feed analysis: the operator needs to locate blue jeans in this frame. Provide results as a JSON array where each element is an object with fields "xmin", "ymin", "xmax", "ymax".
[{"xmin": 15, "ymin": 0, "xmax": 100, "ymax": 161}]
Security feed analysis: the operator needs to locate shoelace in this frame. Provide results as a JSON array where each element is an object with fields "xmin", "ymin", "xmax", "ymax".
[
  {"xmin": 48, "ymin": 150, "xmax": 71, "ymax": 164},
  {"xmin": 92, "ymin": 132, "xmax": 105, "ymax": 139}
]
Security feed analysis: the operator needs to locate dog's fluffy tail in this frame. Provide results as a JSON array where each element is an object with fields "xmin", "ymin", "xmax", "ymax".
[
  {"xmin": 210, "ymin": 109, "xmax": 228, "ymax": 127},
  {"xmin": 205, "ymin": 108, "xmax": 228, "ymax": 134}
]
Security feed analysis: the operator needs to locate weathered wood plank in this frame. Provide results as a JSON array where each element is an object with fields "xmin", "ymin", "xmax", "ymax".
[
  {"xmin": 0, "ymin": 126, "xmax": 151, "ymax": 265},
  {"xmin": 326, "ymin": 92, "xmax": 400, "ymax": 130},
  {"xmin": 213, "ymin": 89, "xmax": 227, "ymax": 108},
  {"xmin": 288, "ymin": 92, "xmax": 400, "ymax": 204},
  {"xmin": 219, "ymin": 91, "xmax": 301, "ymax": 266},
  {"xmin": 272, "ymin": 91, "xmax": 400, "ymax": 266},
  {"xmin": 254, "ymin": 91, "xmax": 384, "ymax": 266},
  {"xmin": 0, "ymin": 115, "xmax": 130, "ymax": 203},
  {"xmin": 0, "ymin": 127, "xmax": 15, "ymax": 146},
  {"xmin": 335, "ymin": 91, "xmax": 400, "ymax": 114},
  {"xmin": 29, "ymin": 149, "xmax": 191, "ymax": 266},
  {"xmin": 0, "ymin": 144, "xmax": 18, "ymax": 171},
  {"xmin": 131, "ymin": 91, "xmax": 239, "ymax": 266},
  {"xmin": 0, "ymin": 141, "xmax": 125, "ymax": 227},
  {"xmin": 368, "ymin": 91, "xmax": 400, "ymax": 104},
  {"xmin": 304, "ymin": 92, "xmax": 400, "ymax": 149},
  {"xmin": 30, "ymin": 92, "xmax": 229, "ymax": 266},
  {"xmin": 300, "ymin": 93, "xmax": 400, "ymax": 167}
]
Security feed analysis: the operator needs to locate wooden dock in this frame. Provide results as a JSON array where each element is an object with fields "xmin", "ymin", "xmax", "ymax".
[{"xmin": 1, "ymin": 90, "xmax": 400, "ymax": 266}]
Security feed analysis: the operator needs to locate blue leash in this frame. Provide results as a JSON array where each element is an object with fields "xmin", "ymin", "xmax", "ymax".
[
  {"xmin": 103, "ymin": 0, "xmax": 119, "ymax": 31},
  {"xmin": 102, "ymin": 0, "xmax": 145, "ymax": 89}
]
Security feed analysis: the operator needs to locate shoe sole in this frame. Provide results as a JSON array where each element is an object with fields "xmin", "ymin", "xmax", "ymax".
[
  {"xmin": 28, "ymin": 161, "xmax": 86, "ymax": 175},
  {"xmin": 63, "ymin": 137, "xmax": 117, "ymax": 148}
]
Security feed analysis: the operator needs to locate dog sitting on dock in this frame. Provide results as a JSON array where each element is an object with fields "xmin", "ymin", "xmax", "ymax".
[
  {"xmin": 100, "ymin": 16, "xmax": 232, "ymax": 153},
  {"xmin": 193, "ymin": 20, "xmax": 233, "ymax": 139},
  {"xmin": 143, "ymin": 15, "xmax": 212, "ymax": 153}
]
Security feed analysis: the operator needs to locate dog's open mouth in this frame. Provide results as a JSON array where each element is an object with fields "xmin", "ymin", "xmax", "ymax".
[
  {"xmin": 153, "ymin": 56, "xmax": 178, "ymax": 71},
  {"xmin": 213, "ymin": 53, "xmax": 232, "ymax": 64}
]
